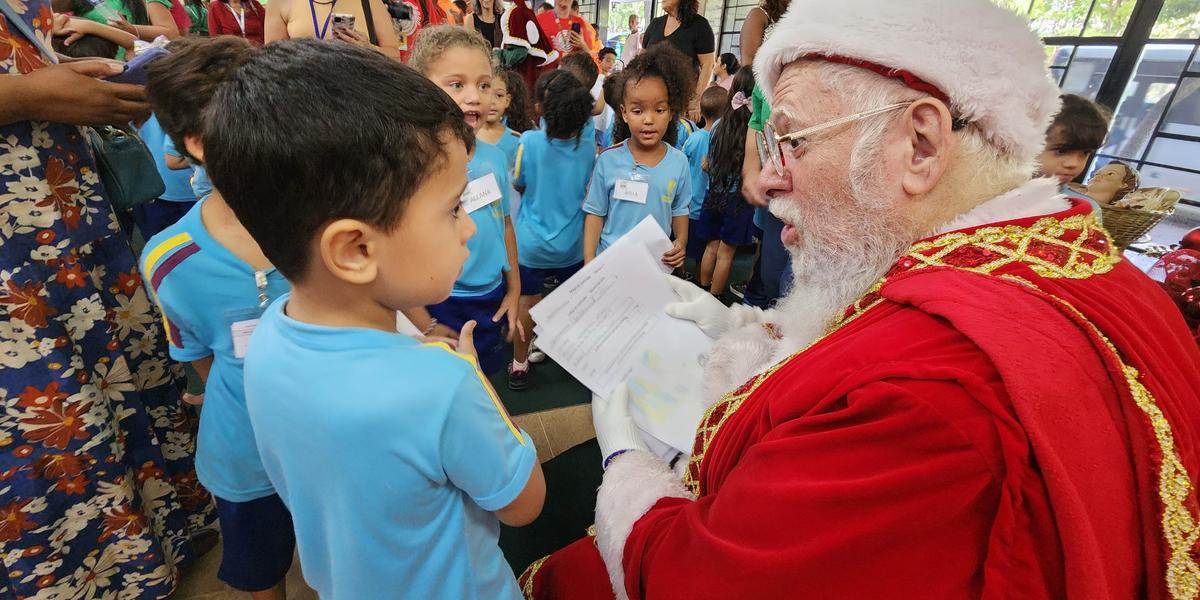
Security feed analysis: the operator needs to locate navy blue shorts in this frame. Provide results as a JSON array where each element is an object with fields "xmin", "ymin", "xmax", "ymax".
[
  {"xmin": 428, "ymin": 282, "xmax": 508, "ymax": 374},
  {"xmin": 697, "ymin": 201, "xmax": 757, "ymax": 247},
  {"xmin": 214, "ymin": 494, "xmax": 295, "ymax": 592},
  {"xmin": 519, "ymin": 262, "xmax": 583, "ymax": 297},
  {"xmin": 686, "ymin": 218, "xmax": 708, "ymax": 264}
]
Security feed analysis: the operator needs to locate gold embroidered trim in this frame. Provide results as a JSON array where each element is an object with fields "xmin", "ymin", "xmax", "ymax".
[
  {"xmin": 902, "ymin": 213, "xmax": 1119, "ymax": 280},
  {"xmin": 1044, "ymin": 295, "xmax": 1200, "ymax": 599},
  {"xmin": 519, "ymin": 555, "xmax": 550, "ymax": 600}
]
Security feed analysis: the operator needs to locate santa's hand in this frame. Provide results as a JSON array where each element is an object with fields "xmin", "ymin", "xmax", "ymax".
[
  {"xmin": 664, "ymin": 274, "xmax": 736, "ymax": 339},
  {"xmin": 592, "ymin": 384, "xmax": 648, "ymax": 468}
]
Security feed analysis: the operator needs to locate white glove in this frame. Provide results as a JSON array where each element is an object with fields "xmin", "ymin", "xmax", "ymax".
[
  {"xmin": 664, "ymin": 274, "xmax": 736, "ymax": 340},
  {"xmin": 592, "ymin": 384, "xmax": 648, "ymax": 467}
]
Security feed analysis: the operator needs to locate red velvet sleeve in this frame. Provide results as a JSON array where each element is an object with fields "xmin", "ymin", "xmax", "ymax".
[
  {"xmin": 624, "ymin": 378, "xmax": 1005, "ymax": 599},
  {"xmin": 206, "ymin": 2, "xmax": 223, "ymax": 37}
]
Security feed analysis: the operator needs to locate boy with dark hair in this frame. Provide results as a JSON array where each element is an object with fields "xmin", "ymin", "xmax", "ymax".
[
  {"xmin": 598, "ymin": 46, "xmax": 617, "ymax": 75},
  {"xmin": 560, "ymin": 49, "xmax": 599, "ymax": 90},
  {"xmin": 141, "ymin": 36, "xmax": 294, "ymax": 600},
  {"xmin": 1037, "ymin": 93, "xmax": 1110, "ymax": 186},
  {"xmin": 209, "ymin": 39, "xmax": 544, "ymax": 599}
]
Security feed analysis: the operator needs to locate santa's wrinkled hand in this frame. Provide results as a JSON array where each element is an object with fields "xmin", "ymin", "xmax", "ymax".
[
  {"xmin": 592, "ymin": 384, "xmax": 648, "ymax": 468},
  {"xmin": 664, "ymin": 274, "xmax": 736, "ymax": 339}
]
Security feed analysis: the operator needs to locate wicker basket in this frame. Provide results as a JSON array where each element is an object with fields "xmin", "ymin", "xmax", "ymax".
[{"xmin": 1101, "ymin": 205, "xmax": 1174, "ymax": 249}]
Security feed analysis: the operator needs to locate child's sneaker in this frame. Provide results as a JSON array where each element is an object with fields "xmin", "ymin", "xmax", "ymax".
[
  {"xmin": 528, "ymin": 337, "xmax": 547, "ymax": 364},
  {"xmin": 508, "ymin": 361, "xmax": 530, "ymax": 391}
]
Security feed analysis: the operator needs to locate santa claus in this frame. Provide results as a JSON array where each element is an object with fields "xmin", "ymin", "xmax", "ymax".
[{"xmin": 518, "ymin": 0, "xmax": 1200, "ymax": 598}]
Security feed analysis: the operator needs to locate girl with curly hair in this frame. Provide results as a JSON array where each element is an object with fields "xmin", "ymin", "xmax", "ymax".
[{"xmin": 583, "ymin": 44, "xmax": 696, "ymax": 269}]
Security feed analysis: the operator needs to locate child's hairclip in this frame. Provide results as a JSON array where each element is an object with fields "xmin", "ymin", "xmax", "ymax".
[{"xmin": 731, "ymin": 91, "xmax": 751, "ymax": 110}]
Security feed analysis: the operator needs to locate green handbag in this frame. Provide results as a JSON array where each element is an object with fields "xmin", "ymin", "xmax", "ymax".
[{"xmin": 86, "ymin": 125, "xmax": 166, "ymax": 213}]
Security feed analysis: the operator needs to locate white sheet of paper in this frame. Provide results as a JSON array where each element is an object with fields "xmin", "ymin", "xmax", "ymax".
[
  {"xmin": 618, "ymin": 215, "xmax": 675, "ymax": 274},
  {"xmin": 531, "ymin": 219, "xmax": 710, "ymax": 452},
  {"xmin": 461, "ymin": 173, "xmax": 502, "ymax": 214},
  {"xmin": 615, "ymin": 179, "xmax": 649, "ymax": 204}
]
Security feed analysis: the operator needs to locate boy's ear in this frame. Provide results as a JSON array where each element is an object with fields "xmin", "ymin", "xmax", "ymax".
[
  {"xmin": 318, "ymin": 219, "xmax": 379, "ymax": 286},
  {"xmin": 183, "ymin": 134, "xmax": 205, "ymax": 163}
]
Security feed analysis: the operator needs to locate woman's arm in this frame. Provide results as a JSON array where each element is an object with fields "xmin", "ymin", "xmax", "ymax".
[
  {"xmin": 367, "ymin": 0, "xmax": 401, "ymax": 59},
  {"xmin": 0, "ymin": 61, "xmax": 149, "ymax": 127},
  {"xmin": 140, "ymin": 0, "xmax": 181, "ymax": 39},
  {"xmin": 738, "ymin": 7, "xmax": 767, "ymax": 67},
  {"xmin": 692, "ymin": 51, "xmax": 714, "ymax": 118},
  {"xmin": 263, "ymin": 0, "xmax": 289, "ymax": 42},
  {"xmin": 54, "ymin": 15, "xmax": 138, "ymax": 55}
]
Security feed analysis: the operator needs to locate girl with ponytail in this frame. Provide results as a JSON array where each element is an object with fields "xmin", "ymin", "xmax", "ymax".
[{"xmin": 506, "ymin": 69, "xmax": 597, "ymax": 389}]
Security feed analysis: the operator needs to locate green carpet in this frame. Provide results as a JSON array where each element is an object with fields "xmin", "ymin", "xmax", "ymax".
[{"xmin": 500, "ymin": 439, "xmax": 603, "ymax": 573}]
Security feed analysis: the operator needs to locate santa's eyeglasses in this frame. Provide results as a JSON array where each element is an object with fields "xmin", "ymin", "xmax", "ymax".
[{"xmin": 759, "ymin": 101, "xmax": 914, "ymax": 177}]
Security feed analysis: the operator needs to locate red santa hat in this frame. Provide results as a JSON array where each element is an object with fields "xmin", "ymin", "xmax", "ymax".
[{"xmin": 753, "ymin": 0, "xmax": 1062, "ymax": 163}]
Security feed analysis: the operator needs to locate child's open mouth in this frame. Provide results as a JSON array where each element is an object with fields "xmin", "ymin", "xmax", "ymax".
[
  {"xmin": 463, "ymin": 111, "xmax": 481, "ymax": 127},
  {"xmin": 637, "ymin": 129, "xmax": 658, "ymax": 141}
]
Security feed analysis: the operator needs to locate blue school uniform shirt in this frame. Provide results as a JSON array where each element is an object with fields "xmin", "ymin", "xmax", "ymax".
[
  {"xmin": 672, "ymin": 118, "xmax": 694, "ymax": 149},
  {"xmin": 140, "ymin": 199, "xmax": 288, "ymax": 502},
  {"xmin": 455, "ymin": 141, "xmax": 512, "ymax": 297},
  {"xmin": 244, "ymin": 296, "xmax": 536, "ymax": 600},
  {"xmin": 513, "ymin": 129, "xmax": 596, "ymax": 269},
  {"xmin": 163, "ymin": 136, "xmax": 213, "ymax": 202},
  {"xmin": 494, "ymin": 128, "xmax": 522, "ymax": 173},
  {"xmin": 682, "ymin": 126, "xmax": 714, "ymax": 220},
  {"xmin": 139, "ymin": 115, "xmax": 196, "ymax": 202},
  {"xmin": 583, "ymin": 141, "xmax": 692, "ymax": 253}
]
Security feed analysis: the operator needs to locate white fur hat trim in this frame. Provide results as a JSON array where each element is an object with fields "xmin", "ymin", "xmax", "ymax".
[{"xmin": 753, "ymin": 0, "xmax": 1062, "ymax": 163}]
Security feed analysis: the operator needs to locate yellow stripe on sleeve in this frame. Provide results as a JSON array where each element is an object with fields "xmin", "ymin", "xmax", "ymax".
[
  {"xmin": 426, "ymin": 342, "xmax": 526, "ymax": 446},
  {"xmin": 142, "ymin": 232, "xmax": 193, "ymax": 276},
  {"xmin": 513, "ymin": 143, "xmax": 525, "ymax": 180}
]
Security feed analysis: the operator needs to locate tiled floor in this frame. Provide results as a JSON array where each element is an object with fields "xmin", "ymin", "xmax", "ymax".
[{"xmin": 168, "ymin": 405, "xmax": 596, "ymax": 599}]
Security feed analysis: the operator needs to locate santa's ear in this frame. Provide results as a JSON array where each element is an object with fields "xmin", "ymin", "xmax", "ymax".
[{"xmin": 899, "ymin": 98, "xmax": 954, "ymax": 197}]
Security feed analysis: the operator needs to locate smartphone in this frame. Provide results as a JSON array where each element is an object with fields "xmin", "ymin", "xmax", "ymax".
[
  {"xmin": 333, "ymin": 13, "xmax": 356, "ymax": 32},
  {"xmin": 571, "ymin": 22, "xmax": 581, "ymax": 33},
  {"xmin": 104, "ymin": 46, "xmax": 168, "ymax": 86}
]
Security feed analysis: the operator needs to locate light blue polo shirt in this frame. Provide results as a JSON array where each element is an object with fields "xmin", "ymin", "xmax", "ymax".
[
  {"xmin": 140, "ymin": 199, "xmax": 288, "ymax": 502},
  {"xmin": 494, "ymin": 128, "xmax": 522, "ymax": 173},
  {"xmin": 455, "ymin": 141, "xmax": 512, "ymax": 297},
  {"xmin": 513, "ymin": 129, "xmax": 596, "ymax": 269},
  {"xmin": 244, "ymin": 295, "xmax": 536, "ymax": 600},
  {"xmin": 583, "ymin": 141, "xmax": 692, "ymax": 253},
  {"xmin": 163, "ymin": 136, "xmax": 213, "ymax": 202},
  {"xmin": 672, "ymin": 118, "xmax": 694, "ymax": 149},
  {"xmin": 139, "ymin": 115, "xmax": 196, "ymax": 202},
  {"xmin": 682, "ymin": 126, "xmax": 714, "ymax": 220}
]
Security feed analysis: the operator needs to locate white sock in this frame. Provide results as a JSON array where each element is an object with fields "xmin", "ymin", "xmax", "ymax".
[{"xmin": 512, "ymin": 359, "xmax": 529, "ymax": 371}]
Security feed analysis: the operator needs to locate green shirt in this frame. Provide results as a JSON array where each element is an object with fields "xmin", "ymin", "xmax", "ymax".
[
  {"xmin": 184, "ymin": 2, "xmax": 207, "ymax": 35},
  {"xmin": 748, "ymin": 84, "xmax": 770, "ymax": 132},
  {"xmin": 79, "ymin": 0, "xmax": 173, "ymax": 25}
]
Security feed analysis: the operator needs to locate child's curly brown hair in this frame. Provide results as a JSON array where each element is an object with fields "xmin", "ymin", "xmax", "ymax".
[{"xmin": 617, "ymin": 43, "xmax": 696, "ymax": 146}]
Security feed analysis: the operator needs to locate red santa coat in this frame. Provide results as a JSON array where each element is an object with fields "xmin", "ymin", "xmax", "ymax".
[{"xmin": 521, "ymin": 200, "xmax": 1200, "ymax": 599}]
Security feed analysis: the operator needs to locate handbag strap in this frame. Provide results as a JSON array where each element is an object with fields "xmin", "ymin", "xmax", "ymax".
[
  {"xmin": 359, "ymin": 0, "xmax": 378, "ymax": 45},
  {"xmin": 0, "ymin": 0, "xmax": 59, "ymax": 63}
]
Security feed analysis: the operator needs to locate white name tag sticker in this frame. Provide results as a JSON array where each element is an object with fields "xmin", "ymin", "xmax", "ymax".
[
  {"xmin": 231, "ymin": 319, "xmax": 259, "ymax": 359},
  {"xmin": 461, "ymin": 173, "xmax": 503, "ymax": 214},
  {"xmin": 614, "ymin": 179, "xmax": 649, "ymax": 204}
]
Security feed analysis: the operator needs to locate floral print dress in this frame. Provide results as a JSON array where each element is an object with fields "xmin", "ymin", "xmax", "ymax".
[{"xmin": 0, "ymin": 1, "xmax": 216, "ymax": 597}]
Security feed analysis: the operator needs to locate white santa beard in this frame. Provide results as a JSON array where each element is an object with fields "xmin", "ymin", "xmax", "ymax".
[
  {"xmin": 771, "ymin": 154, "xmax": 920, "ymax": 351},
  {"xmin": 698, "ymin": 155, "xmax": 919, "ymax": 405}
]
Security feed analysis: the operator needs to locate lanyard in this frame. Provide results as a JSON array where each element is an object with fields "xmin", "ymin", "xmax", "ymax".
[
  {"xmin": 232, "ymin": 6, "xmax": 246, "ymax": 33},
  {"xmin": 308, "ymin": 0, "xmax": 334, "ymax": 39}
]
